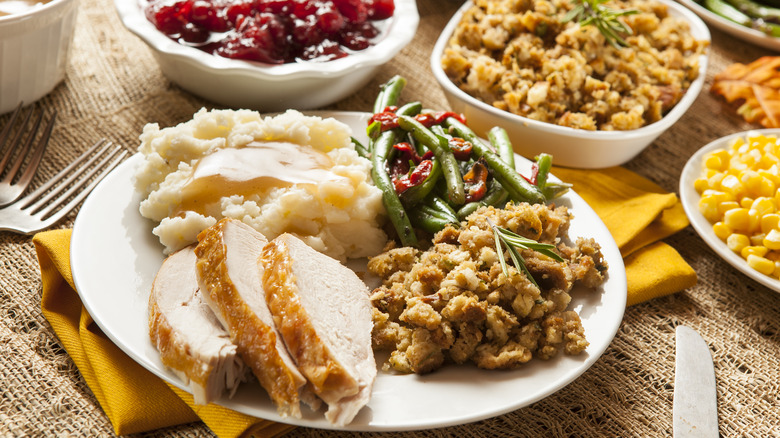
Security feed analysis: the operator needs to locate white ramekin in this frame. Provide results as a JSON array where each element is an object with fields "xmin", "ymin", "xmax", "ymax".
[{"xmin": 0, "ymin": 0, "xmax": 79, "ymax": 115}]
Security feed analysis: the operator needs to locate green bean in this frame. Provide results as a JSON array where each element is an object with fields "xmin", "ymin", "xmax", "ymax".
[
  {"xmin": 541, "ymin": 181, "xmax": 571, "ymax": 201},
  {"xmin": 351, "ymin": 137, "xmax": 369, "ymax": 159},
  {"xmin": 444, "ymin": 117, "xmax": 545, "ymax": 205},
  {"xmin": 371, "ymin": 129, "xmax": 417, "ymax": 247},
  {"xmin": 398, "ymin": 115, "xmax": 466, "ymax": 205},
  {"xmin": 427, "ymin": 195, "xmax": 459, "ymax": 223},
  {"xmin": 408, "ymin": 208, "xmax": 451, "ymax": 234},
  {"xmin": 397, "ymin": 101, "xmax": 423, "ymax": 117},
  {"xmin": 535, "ymin": 153, "xmax": 552, "ymax": 189},
  {"xmin": 373, "ymin": 75, "xmax": 406, "ymax": 113},
  {"xmin": 725, "ymin": 0, "xmax": 780, "ymax": 23},
  {"xmin": 400, "ymin": 159, "xmax": 441, "ymax": 206},
  {"xmin": 703, "ymin": 0, "xmax": 780, "ymax": 35},
  {"xmin": 456, "ymin": 180, "xmax": 509, "ymax": 220},
  {"xmin": 488, "ymin": 127, "xmax": 515, "ymax": 169}
]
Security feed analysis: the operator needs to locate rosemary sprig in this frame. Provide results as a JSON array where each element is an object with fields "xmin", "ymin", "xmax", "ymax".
[
  {"xmin": 487, "ymin": 218, "xmax": 564, "ymax": 288},
  {"xmin": 562, "ymin": 0, "xmax": 639, "ymax": 48}
]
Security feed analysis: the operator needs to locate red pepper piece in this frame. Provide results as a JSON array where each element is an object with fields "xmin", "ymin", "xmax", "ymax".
[
  {"xmin": 369, "ymin": 110, "xmax": 399, "ymax": 131},
  {"xmin": 463, "ymin": 159, "xmax": 489, "ymax": 202},
  {"xmin": 448, "ymin": 137, "xmax": 473, "ymax": 160},
  {"xmin": 392, "ymin": 159, "xmax": 434, "ymax": 194},
  {"xmin": 431, "ymin": 111, "xmax": 466, "ymax": 125}
]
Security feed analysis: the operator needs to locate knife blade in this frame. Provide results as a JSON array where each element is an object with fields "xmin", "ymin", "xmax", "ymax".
[{"xmin": 673, "ymin": 325, "xmax": 719, "ymax": 437}]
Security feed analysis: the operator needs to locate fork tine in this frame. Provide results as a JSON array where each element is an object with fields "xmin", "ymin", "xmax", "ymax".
[
  {"xmin": 22, "ymin": 141, "xmax": 125, "ymax": 215},
  {"xmin": 11, "ymin": 110, "xmax": 56, "ymax": 192},
  {"xmin": 0, "ymin": 102, "xmax": 23, "ymax": 152},
  {"xmin": 3, "ymin": 108, "xmax": 45, "ymax": 182},
  {"xmin": 18, "ymin": 138, "xmax": 110, "ymax": 209},
  {"xmin": 32, "ymin": 148, "xmax": 128, "ymax": 227},
  {"xmin": 28, "ymin": 145, "xmax": 124, "ymax": 216},
  {"xmin": 34, "ymin": 147, "xmax": 127, "ymax": 227},
  {"xmin": 0, "ymin": 103, "xmax": 32, "ymax": 173}
]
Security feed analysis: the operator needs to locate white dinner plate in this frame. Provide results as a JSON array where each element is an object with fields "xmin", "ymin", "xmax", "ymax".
[
  {"xmin": 680, "ymin": 128, "xmax": 780, "ymax": 292},
  {"xmin": 71, "ymin": 111, "xmax": 627, "ymax": 431},
  {"xmin": 677, "ymin": 0, "xmax": 780, "ymax": 52}
]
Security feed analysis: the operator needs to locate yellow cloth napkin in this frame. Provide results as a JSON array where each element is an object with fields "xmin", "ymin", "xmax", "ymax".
[
  {"xmin": 31, "ymin": 165, "xmax": 695, "ymax": 435},
  {"xmin": 553, "ymin": 166, "xmax": 697, "ymax": 306},
  {"xmin": 33, "ymin": 230, "xmax": 295, "ymax": 438}
]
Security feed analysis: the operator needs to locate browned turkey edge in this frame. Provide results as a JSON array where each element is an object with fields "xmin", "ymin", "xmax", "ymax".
[{"xmin": 195, "ymin": 218, "xmax": 307, "ymax": 418}]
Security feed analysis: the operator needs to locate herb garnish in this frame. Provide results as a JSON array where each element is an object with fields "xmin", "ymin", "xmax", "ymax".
[
  {"xmin": 487, "ymin": 218, "xmax": 564, "ymax": 287},
  {"xmin": 562, "ymin": 0, "xmax": 639, "ymax": 48}
]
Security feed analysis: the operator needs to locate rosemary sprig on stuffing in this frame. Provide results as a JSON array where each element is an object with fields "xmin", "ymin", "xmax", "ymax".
[
  {"xmin": 487, "ymin": 219, "xmax": 564, "ymax": 287},
  {"xmin": 562, "ymin": 0, "xmax": 639, "ymax": 48}
]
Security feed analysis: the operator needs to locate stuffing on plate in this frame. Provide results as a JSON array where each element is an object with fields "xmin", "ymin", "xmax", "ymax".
[
  {"xmin": 367, "ymin": 202, "xmax": 608, "ymax": 374},
  {"xmin": 441, "ymin": 0, "xmax": 708, "ymax": 130}
]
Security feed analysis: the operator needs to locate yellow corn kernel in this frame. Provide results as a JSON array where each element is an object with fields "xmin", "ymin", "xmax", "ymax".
[
  {"xmin": 747, "ymin": 254, "xmax": 776, "ymax": 275},
  {"xmin": 766, "ymin": 250, "xmax": 780, "ymax": 261},
  {"xmin": 718, "ymin": 201, "xmax": 740, "ymax": 215},
  {"xmin": 751, "ymin": 197, "xmax": 776, "ymax": 216},
  {"xmin": 761, "ymin": 214, "xmax": 780, "ymax": 234},
  {"xmin": 712, "ymin": 222, "xmax": 732, "ymax": 241},
  {"xmin": 763, "ymin": 229, "xmax": 780, "ymax": 250},
  {"xmin": 742, "ymin": 245, "xmax": 769, "ymax": 258},
  {"xmin": 759, "ymin": 166, "xmax": 780, "ymax": 185},
  {"xmin": 720, "ymin": 174, "xmax": 743, "ymax": 196},
  {"xmin": 704, "ymin": 153, "xmax": 724, "ymax": 171},
  {"xmin": 723, "ymin": 208, "xmax": 751, "ymax": 232},
  {"xmin": 741, "ymin": 170, "xmax": 765, "ymax": 192},
  {"xmin": 740, "ymin": 197, "xmax": 755, "ymax": 208},
  {"xmin": 698, "ymin": 196, "xmax": 721, "ymax": 223},
  {"xmin": 694, "ymin": 178, "xmax": 710, "ymax": 194},
  {"xmin": 727, "ymin": 233, "xmax": 750, "ymax": 253},
  {"xmin": 756, "ymin": 176, "xmax": 775, "ymax": 198},
  {"xmin": 750, "ymin": 233, "xmax": 766, "ymax": 246}
]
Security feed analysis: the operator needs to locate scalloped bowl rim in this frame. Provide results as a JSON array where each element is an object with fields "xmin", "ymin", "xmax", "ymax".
[
  {"xmin": 431, "ymin": 0, "xmax": 711, "ymax": 141},
  {"xmin": 115, "ymin": 0, "xmax": 419, "ymax": 81}
]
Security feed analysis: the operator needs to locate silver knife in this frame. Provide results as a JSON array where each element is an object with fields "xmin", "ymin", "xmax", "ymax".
[{"xmin": 673, "ymin": 325, "xmax": 719, "ymax": 437}]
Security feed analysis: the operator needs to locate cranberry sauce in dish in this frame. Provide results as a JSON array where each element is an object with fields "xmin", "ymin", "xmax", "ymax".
[{"xmin": 144, "ymin": 0, "xmax": 395, "ymax": 64}]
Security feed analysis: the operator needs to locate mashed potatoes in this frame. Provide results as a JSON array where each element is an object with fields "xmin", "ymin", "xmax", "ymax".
[{"xmin": 134, "ymin": 108, "xmax": 387, "ymax": 261}]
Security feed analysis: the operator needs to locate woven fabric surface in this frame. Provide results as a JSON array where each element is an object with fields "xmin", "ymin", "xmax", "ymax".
[{"xmin": 1, "ymin": 0, "xmax": 779, "ymax": 436}]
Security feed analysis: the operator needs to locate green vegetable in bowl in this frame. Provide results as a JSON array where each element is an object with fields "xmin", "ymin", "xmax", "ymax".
[{"xmin": 697, "ymin": 0, "xmax": 780, "ymax": 35}]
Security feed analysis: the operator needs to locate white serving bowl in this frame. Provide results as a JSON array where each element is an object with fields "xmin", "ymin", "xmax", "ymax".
[
  {"xmin": 431, "ymin": 0, "xmax": 710, "ymax": 169},
  {"xmin": 0, "ymin": 0, "xmax": 79, "ymax": 115},
  {"xmin": 115, "ymin": 0, "xmax": 418, "ymax": 111}
]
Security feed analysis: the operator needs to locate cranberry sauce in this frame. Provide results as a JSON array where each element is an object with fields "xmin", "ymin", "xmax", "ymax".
[{"xmin": 144, "ymin": 0, "xmax": 395, "ymax": 64}]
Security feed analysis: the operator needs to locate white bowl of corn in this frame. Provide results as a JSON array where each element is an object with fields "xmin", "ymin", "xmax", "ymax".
[{"xmin": 681, "ymin": 129, "xmax": 780, "ymax": 291}]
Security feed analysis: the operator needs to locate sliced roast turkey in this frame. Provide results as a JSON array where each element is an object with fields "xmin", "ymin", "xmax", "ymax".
[
  {"xmin": 194, "ymin": 218, "xmax": 315, "ymax": 418},
  {"xmin": 261, "ymin": 233, "xmax": 377, "ymax": 426},
  {"xmin": 148, "ymin": 245, "xmax": 246, "ymax": 405}
]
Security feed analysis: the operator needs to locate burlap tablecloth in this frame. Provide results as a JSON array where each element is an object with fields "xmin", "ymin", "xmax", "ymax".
[{"xmin": 1, "ymin": 0, "xmax": 779, "ymax": 436}]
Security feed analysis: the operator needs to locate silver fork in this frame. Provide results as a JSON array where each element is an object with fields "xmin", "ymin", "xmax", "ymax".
[
  {"xmin": 0, "ymin": 102, "xmax": 57, "ymax": 207},
  {"xmin": 0, "ymin": 139, "xmax": 128, "ymax": 234}
]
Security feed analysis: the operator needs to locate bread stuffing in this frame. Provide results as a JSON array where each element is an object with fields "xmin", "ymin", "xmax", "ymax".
[{"xmin": 368, "ymin": 202, "xmax": 608, "ymax": 374}]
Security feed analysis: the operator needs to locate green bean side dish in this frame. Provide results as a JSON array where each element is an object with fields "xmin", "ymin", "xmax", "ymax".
[
  {"xmin": 697, "ymin": 0, "xmax": 780, "ymax": 37},
  {"xmin": 355, "ymin": 76, "xmax": 572, "ymax": 249}
]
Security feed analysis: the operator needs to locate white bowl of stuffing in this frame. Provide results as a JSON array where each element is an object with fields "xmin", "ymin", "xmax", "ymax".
[
  {"xmin": 431, "ymin": 0, "xmax": 710, "ymax": 169},
  {"xmin": 115, "ymin": 0, "xmax": 418, "ymax": 111},
  {"xmin": 0, "ymin": 0, "xmax": 79, "ymax": 115}
]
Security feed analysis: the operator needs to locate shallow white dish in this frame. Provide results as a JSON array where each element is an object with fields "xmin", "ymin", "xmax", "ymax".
[
  {"xmin": 114, "ymin": 0, "xmax": 418, "ymax": 111},
  {"xmin": 71, "ymin": 111, "xmax": 627, "ymax": 431},
  {"xmin": 677, "ymin": 0, "xmax": 780, "ymax": 52},
  {"xmin": 431, "ymin": 0, "xmax": 710, "ymax": 169},
  {"xmin": 680, "ymin": 129, "xmax": 780, "ymax": 292}
]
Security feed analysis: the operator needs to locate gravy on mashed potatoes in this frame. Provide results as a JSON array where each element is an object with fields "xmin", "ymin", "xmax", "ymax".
[{"xmin": 134, "ymin": 109, "xmax": 387, "ymax": 261}]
